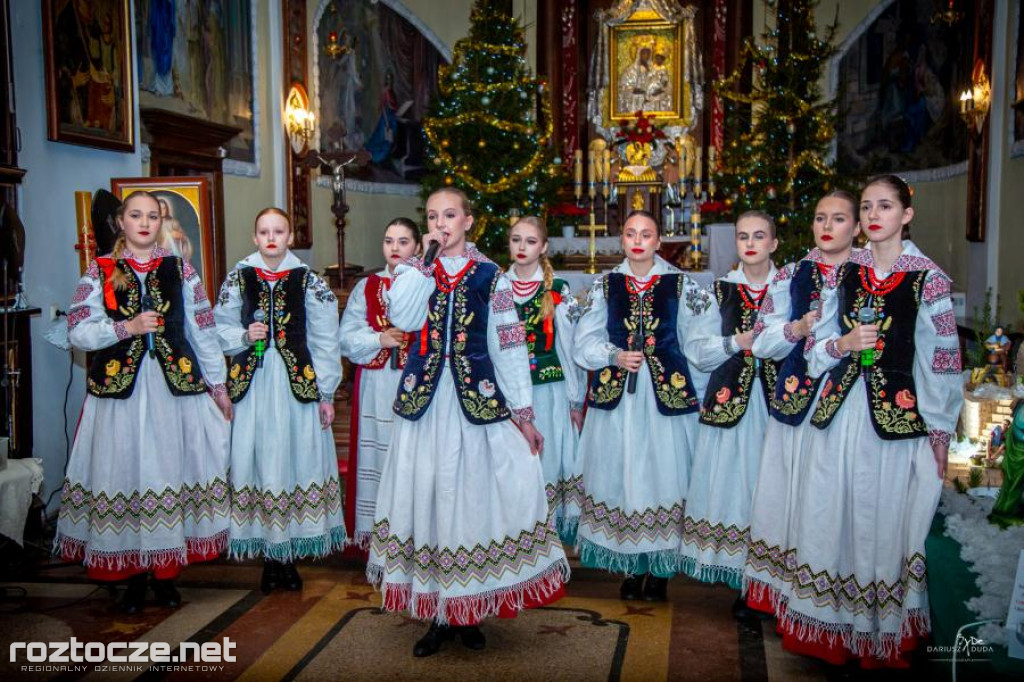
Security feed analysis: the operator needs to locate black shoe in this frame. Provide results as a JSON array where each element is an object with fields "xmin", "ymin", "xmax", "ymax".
[
  {"xmin": 261, "ymin": 559, "xmax": 281, "ymax": 594},
  {"xmin": 413, "ymin": 622, "xmax": 453, "ymax": 657},
  {"xmin": 731, "ymin": 595, "xmax": 772, "ymax": 621},
  {"xmin": 620, "ymin": 574, "xmax": 644, "ymax": 601},
  {"xmin": 642, "ymin": 575, "xmax": 668, "ymax": 602},
  {"xmin": 456, "ymin": 625, "xmax": 486, "ymax": 651},
  {"xmin": 121, "ymin": 574, "xmax": 148, "ymax": 614},
  {"xmin": 151, "ymin": 578, "xmax": 181, "ymax": 608},
  {"xmin": 279, "ymin": 562, "xmax": 303, "ymax": 591}
]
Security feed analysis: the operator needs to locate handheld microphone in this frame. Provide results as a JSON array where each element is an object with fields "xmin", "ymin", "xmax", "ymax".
[
  {"xmin": 626, "ymin": 332, "xmax": 642, "ymax": 395},
  {"xmin": 253, "ymin": 309, "xmax": 267, "ymax": 368},
  {"xmin": 809, "ymin": 299, "xmax": 821, "ymax": 312},
  {"xmin": 141, "ymin": 295, "xmax": 156, "ymax": 357},
  {"xmin": 389, "ymin": 328, "xmax": 401, "ymax": 370},
  {"xmin": 858, "ymin": 306, "xmax": 876, "ymax": 367},
  {"xmin": 423, "ymin": 240, "xmax": 441, "ymax": 267}
]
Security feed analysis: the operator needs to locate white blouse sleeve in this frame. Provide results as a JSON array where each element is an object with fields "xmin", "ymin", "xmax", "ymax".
[
  {"xmin": 554, "ymin": 282, "xmax": 586, "ymax": 408},
  {"xmin": 386, "ymin": 260, "xmax": 436, "ymax": 332},
  {"xmin": 339, "ymin": 278, "xmax": 385, "ymax": 365},
  {"xmin": 913, "ymin": 270, "xmax": 963, "ymax": 446},
  {"xmin": 304, "ymin": 272, "xmax": 342, "ymax": 401},
  {"xmin": 67, "ymin": 262, "xmax": 123, "ymax": 351},
  {"xmin": 805, "ymin": 281, "xmax": 846, "ymax": 378},
  {"xmin": 182, "ymin": 262, "xmax": 227, "ymax": 386},
  {"xmin": 680, "ymin": 276, "xmax": 735, "ymax": 373},
  {"xmin": 487, "ymin": 274, "xmax": 534, "ymax": 423},
  {"xmin": 752, "ymin": 262, "xmax": 802, "ymax": 361},
  {"xmin": 213, "ymin": 268, "xmax": 248, "ymax": 356},
  {"xmin": 574, "ymin": 277, "xmax": 619, "ymax": 371}
]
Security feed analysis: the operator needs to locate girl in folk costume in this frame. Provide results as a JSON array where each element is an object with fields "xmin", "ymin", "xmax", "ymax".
[
  {"xmin": 771, "ymin": 175, "xmax": 962, "ymax": 668},
  {"xmin": 57, "ymin": 191, "xmax": 232, "ymax": 614},
  {"xmin": 367, "ymin": 189, "xmax": 568, "ymax": 658},
  {"xmin": 339, "ymin": 217, "xmax": 419, "ymax": 548},
  {"xmin": 678, "ymin": 212, "xmax": 779, "ymax": 608},
  {"xmin": 743, "ymin": 191, "xmax": 861, "ymax": 618},
  {"xmin": 214, "ymin": 208, "xmax": 344, "ymax": 593},
  {"xmin": 574, "ymin": 210, "xmax": 730, "ymax": 602},
  {"xmin": 507, "ymin": 216, "xmax": 586, "ymax": 545}
]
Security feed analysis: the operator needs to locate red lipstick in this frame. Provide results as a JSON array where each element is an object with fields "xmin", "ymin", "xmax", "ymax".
[
  {"xmin": 515, "ymin": 253, "xmax": 526, "ymax": 259},
  {"xmin": 138, "ymin": 230, "xmax": 150, "ymax": 236},
  {"xmin": 266, "ymin": 242, "xmax": 278, "ymax": 248},
  {"xmin": 820, "ymin": 234, "xmax": 834, "ymax": 242},
  {"xmin": 745, "ymin": 250, "xmax": 757, "ymax": 256},
  {"xmin": 630, "ymin": 248, "xmax": 645, "ymax": 254},
  {"xmin": 868, "ymin": 224, "xmax": 883, "ymax": 232}
]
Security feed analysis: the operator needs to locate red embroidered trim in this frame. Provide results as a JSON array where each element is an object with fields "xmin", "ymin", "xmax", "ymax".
[
  {"xmin": 859, "ymin": 267, "xmax": 906, "ymax": 297},
  {"xmin": 626, "ymin": 275, "xmax": 659, "ymax": 294},
  {"xmin": 816, "ymin": 262, "xmax": 834, "ymax": 276}
]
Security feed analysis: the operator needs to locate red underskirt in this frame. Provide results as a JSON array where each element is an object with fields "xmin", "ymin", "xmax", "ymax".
[{"xmin": 746, "ymin": 590, "xmax": 924, "ymax": 669}]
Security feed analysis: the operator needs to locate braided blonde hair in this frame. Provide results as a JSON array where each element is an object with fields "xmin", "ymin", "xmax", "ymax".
[
  {"xmin": 109, "ymin": 191, "xmax": 161, "ymax": 291},
  {"xmin": 515, "ymin": 215, "xmax": 557, "ymax": 321}
]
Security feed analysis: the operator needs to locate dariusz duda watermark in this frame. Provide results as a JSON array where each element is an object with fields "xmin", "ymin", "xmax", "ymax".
[{"xmin": 9, "ymin": 637, "xmax": 237, "ymax": 672}]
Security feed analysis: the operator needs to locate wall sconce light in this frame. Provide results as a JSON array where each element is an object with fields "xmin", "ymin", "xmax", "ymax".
[
  {"xmin": 285, "ymin": 83, "xmax": 315, "ymax": 154},
  {"xmin": 959, "ymin": 60, "xmax": 991, "ymax": 137}
]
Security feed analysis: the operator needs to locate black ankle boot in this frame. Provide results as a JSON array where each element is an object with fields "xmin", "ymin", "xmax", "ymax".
[
  {"xmin": 456, "ymin": 625, "xmax": 486, "ymax": 650},
  {"xmin": 279, "ymin": 562, "xmax": 302, "ymax": 591},
  {"xmin": 261, "ymin": 559, "xmax": 281, "ymax": 594},
  {"xmin": 121, "ymin": 574, "xmax": 148, "ymax": 614},
  {"xmin": 620, "ymin": 574, "xmax": 644, "ymax": 601},
  {"xmin": 413, "ymin": 621, "xmax": 453, "ymax": 657},
  {"xmin": 642, "ymin": 574, "xmax": 668, "ymax": 602},
  {"xmin": 151, "ymin": 578, "xmax": 181, "ymax": 608}
]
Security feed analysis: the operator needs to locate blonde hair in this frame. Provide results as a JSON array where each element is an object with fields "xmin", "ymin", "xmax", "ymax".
[
  {"xmin": 426, "ymin": 187, "xmax": 473, "ymax": 216},
  {"xmin": 110, "ymin": 191, "xmax": 161, "ymax": 291},
  {"xmin": 513, "ymin": 215, "xmax": 556, "ymax": 321}
]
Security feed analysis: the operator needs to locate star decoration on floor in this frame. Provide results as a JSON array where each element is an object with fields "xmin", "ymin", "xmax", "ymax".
[
  {"xmin": 395, "ymin": 615, "xmax": 422, "ymax": 628},
  {"xmin": 537, "ymin": 624, "xmax": 575, "ymax": 636},
  {"xmin": 622, "ymin": 605, "xmax": 655, "ymax": 617},
  {"xmin": 102, "ymin": 621, "xmax": 147, "ymax": 635},
  {"xmin": 345, "ymin": 591, "xmax": 372, "ymax": 601}
]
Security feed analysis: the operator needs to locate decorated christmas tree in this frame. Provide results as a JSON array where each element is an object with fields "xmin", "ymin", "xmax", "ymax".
[
  {"xmin": 420, "ymin": 0, "xmax": 562, "ymax": 258},
  {"xmin": 714, "ymin": 0, "xmax": 844, "ymax": 263}
]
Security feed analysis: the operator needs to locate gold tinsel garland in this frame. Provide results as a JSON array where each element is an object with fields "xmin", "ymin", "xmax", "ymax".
[{"xmin": 423, "ymin": 88, "xmax": 554, "ymax": 195}]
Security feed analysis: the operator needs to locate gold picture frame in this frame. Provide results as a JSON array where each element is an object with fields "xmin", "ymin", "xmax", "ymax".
[{"xmin": 607, "ymin": 17, "xmax": 688, "ymax": 127}]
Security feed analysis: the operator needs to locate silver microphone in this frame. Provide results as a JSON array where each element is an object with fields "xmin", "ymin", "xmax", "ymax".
[
  {"xmin": 858, "ymin": 306, "xmax": 877, "ymax": 367},
  {"xmin": 253, "ymin": 309, "xmax": 268, "ymax": 368}
]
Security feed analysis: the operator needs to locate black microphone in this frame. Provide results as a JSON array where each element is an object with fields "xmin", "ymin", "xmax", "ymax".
[
  {"xmin": 141, "ymin": 294, "xmax": 156, "ymax": 357},
  {"xmin": 423, "ymin": 240, "xmax": 441, "ymax": 267},
  {"xmin": 858, "ymin": 306, "xmax": 876, "ymax": 367},
  {"xmin": 253, "ymin": 309, "xmax": 267, "ymax": 368},
  {"xmin": 626, "ymin": 332, "xmax": 642, "ymax": 395},
  {"xmin": 390, "ymin": 339, "xmax": 400, "ymax": 370}
]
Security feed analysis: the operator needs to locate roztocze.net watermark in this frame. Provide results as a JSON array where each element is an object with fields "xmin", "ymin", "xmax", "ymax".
[
  {"xmin": 926, "ymin": 633, "xmax": 995, "ymax": 663},
  {"xmin": 9, "ymin": 637, "xmax": 236, "ymax": 672}
]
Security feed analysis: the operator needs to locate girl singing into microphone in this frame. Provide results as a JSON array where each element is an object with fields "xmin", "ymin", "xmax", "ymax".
[
  {"xmin": 769, "ymin": 176, "xmax": 962, "ymax": 667},
  {"xmin": 679, "ymin": 211, "xmax": 778, "ymax": 606},
  {"xmin": 367, "ymin": 188, "xmax": 567, "ymax": 657},
  {"xmin": 214, "ymin": 207, "xmax": 345, "ymax": 593},
  {"xmin": 574, "ymin": 210, "xmax": 728, "ymax": 602},
  {"xmin": 743, "ymin": 191, "xmax": 861, "ymax": 618},
  {"xmin": 339, "ymin": 217, "xmax": 419, "ymax": 548},
  {"xmin": 507, "ymin": 216, "xmax": 585, "ymax": 545},
  {"xmin": 57, "ymin": 191, "xmax": 233, "ymax": 614}
]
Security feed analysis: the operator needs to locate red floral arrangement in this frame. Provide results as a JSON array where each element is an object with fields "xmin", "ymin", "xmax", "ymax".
[
  {"xmin": 613, "ymin": 110, "xmax": 668, "ymax": 148},
  {"xmin": 549, "ymin": 201, "xmax": 589, "ymax": 225},
  {"xmin": 698, "ymin": 200, "xmax": 729, "ymax": 222}
]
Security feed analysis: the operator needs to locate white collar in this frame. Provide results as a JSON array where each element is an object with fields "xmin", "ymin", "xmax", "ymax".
[
  {"xmin": 724, "ymin": 262, "xmax": 776, "ymax": 288},
  {"xmin": 612, "ymin": 254, "xmax": 679, "ymax": 279},
  {"xmin": 507, "ymin": 263, "xmax": 544, "ymax": 283},
  {"xmin": 238, "ymin": 250, "xmax": 304, "ymax": 272}
]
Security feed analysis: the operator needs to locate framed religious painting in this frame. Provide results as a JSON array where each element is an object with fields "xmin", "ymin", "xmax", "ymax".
[
  {"xmin": 608, "ymin": 19, "xmax": 686, "ymax": 123},
  {"xmin": 42, "ymin": 0, "xmax": 134, "ymax": 152},
  {"xmin": 110, "ymin": 177, "xmax": 221, "ymax": 302}
]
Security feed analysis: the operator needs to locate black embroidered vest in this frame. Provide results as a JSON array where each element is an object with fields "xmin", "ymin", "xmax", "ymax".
[
  {"xmin": 515, "ymin": 278, "xmax": 567, "ymax": 386},
  {"xmin": 87, "ymin": 258, "xmax": 207, "ymax": 399},
  {"xmin": 393, "ymin": 261, "xmax": 511, "ymax": 425},
  {"xmin": 810, "ymin": 266, "xmax": 929, "ymax": 440},
  {"xmin": 700, "ymin": 281, "xmax": 779, "ymax": 428},
  {"xmin": 770, "ymin": 260, "xmax": 835, "ymax": 426},
  {"xmin": 227, "ymin": 267, "xmax": 320, "ymax": 404},
  {"xmin": 587, "ymin": 273, "xmax": 699, "ymax": 416}
]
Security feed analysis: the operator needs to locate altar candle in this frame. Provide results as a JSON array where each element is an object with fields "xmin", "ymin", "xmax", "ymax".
[
  {"xmin": 695, "ymin": 146, "xmax": 703, "ymax": 183},
  {"xmin": 678, "ymin": 145, "xmax": 687, "ymax": 180},
  {"xmin": 603, "ymin": 149, "xmax": 612, "ymax": 196},
  {"xmin": 709, "ymin": 146, "xmax": 717, "ymax": 171},
  {"xmin": 574, "ymin": 149, "xmax": 582, "ymax": 185}
]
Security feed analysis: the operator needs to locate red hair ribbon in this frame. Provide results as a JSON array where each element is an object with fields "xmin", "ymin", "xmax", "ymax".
[{"xmin": 95, "ymin": 257, "xmax": 118, "ymax": 310}]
